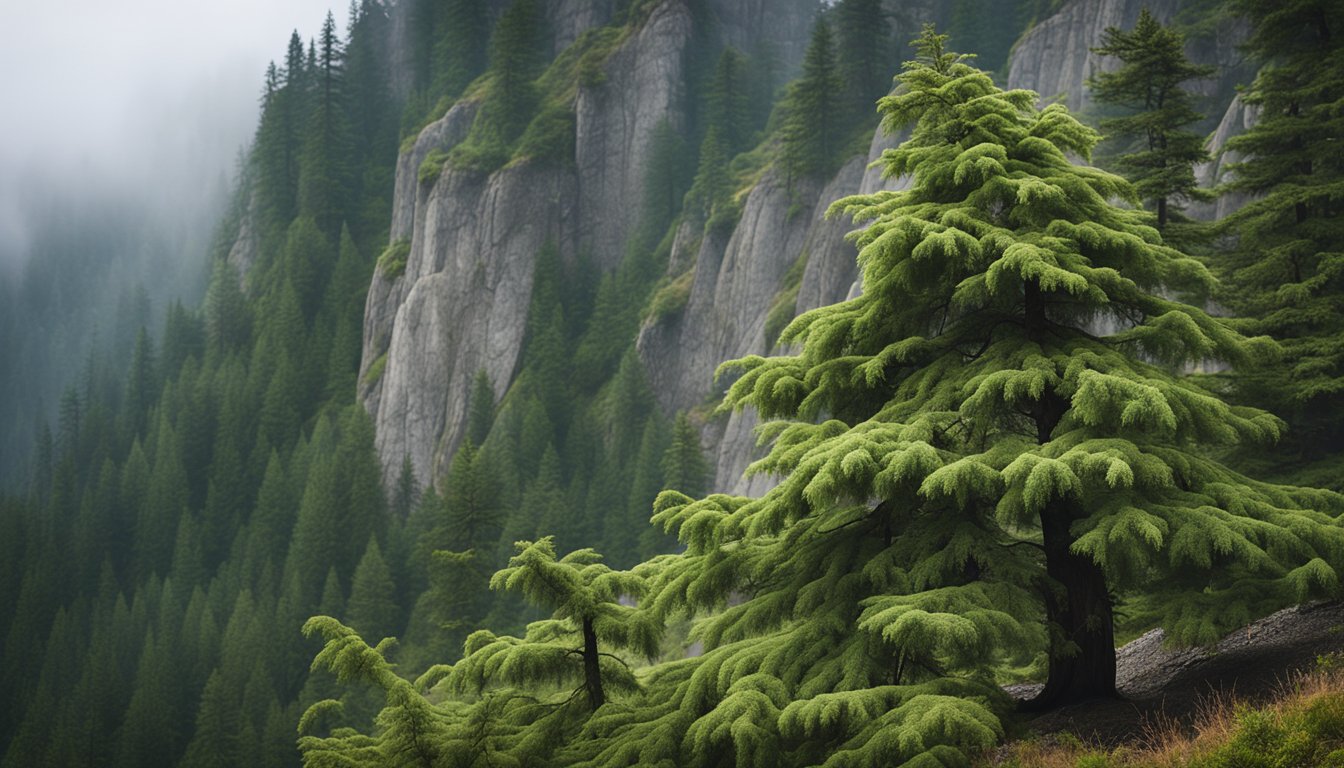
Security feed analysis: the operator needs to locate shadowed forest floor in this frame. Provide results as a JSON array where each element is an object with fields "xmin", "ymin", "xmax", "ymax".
[{"xmin": 991, "ymin": 602, "xmax": 1344, "ymax": 761}]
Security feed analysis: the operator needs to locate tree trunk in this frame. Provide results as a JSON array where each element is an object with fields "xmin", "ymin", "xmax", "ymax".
[
  {"xmin": 581, "ymin": 616, "xmax": 605, "ymax": 710},
  {"xmin": 1021, "ymin": 276, "xmax": 1119, "ymax": 709},
  {"xmin": 1025, "ymin": 502, "xmax": 1118, "ymax": 710}
]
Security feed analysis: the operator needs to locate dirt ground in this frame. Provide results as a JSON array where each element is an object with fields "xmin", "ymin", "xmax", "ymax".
[{"xmin": 1002, "ymin": 601, "xmax": 1344, "ymax": 747}]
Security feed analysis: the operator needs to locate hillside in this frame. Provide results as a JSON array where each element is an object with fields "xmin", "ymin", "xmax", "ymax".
[{"xmin": 3, "ymin": 0, "xmax": 1341, "ymax": 766}]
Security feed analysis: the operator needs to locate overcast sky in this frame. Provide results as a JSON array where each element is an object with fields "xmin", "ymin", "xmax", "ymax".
[{"xmin": 0, "ymin": 0, "xmax": 344, "ymax": 271}]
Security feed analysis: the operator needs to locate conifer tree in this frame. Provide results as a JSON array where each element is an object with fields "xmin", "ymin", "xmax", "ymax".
[
  {"xmin": 1088, "ymin": 9, "xmax": 1214, "ymax": 232},
  {"xmin": 568, "ymin": 28, "xmax": 1344, "ymax": 766},
  {"xmin": 300, "ymin": 12, "xmax": 356, "ymax": 239},
  {"xmin": 661, "ymin": 411, "xmax": 708, "ymax": 498},
  {"xmin": 255, "ymin": 31, "xmax": 310, "ymax": 238},
  {"xmin": 205, "ymin": 259, "xmax": 251, "ymax": 356},
  {"xmin": 705, "ymin": 47, "xmax": 751, "ymax": 156},
  {"xmin": 180, "ymin": 669, "xmax": 240, "ymax": 768},
  {"xmin": 346, "ymin": 536, "xmax": 399, "ymax": 642},
  {"xmin": 1217, "ymin": 0, "xmax": 1344, "ymax": 462},
  {"xmin": 835, "ymin": 0, "xmax": 892, "ymax": 125},
  {"xmin": 450, "ymin": 538, "xmax": 660, "ymax": 711},
  {"xmin": 433, "ymin": 0, "xmax": 491, "ymax": 100},
  {"xmin": 480, "ymin": 0, "xmax": 546, "ymax": 145},
  {"xmin": 467, "ymin": 369, "xmax": 496, "ymax": 446},
  {"xmin": 781, "ymin": 17, "xmax": 845, "ymax": 181}
]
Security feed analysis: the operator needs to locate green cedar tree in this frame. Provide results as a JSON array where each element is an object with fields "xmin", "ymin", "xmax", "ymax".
[
  {"xmin": 566, "ymin": 28, "xmax": 1344, "ymax": 767},
  {"xmin": 449, "ymin": 538, "xmax": 661, "ymax": 712}
]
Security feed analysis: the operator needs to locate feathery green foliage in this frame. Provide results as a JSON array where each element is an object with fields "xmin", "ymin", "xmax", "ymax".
[{"xmin": 563, "ymin": 27, "xmax": 1343, "ymax": 767}]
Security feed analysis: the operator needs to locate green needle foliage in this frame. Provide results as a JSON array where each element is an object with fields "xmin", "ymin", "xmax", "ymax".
[
  {"xmin": 1216, "ymin": 0, "xmax": 1344, "ymax": 462},
  {"xmin": 577, "ymin": 27, "xmax": 1344, "ymax": 766},
  {"xmin": 448, "ymin": 538, "xmax": 660, "ymax": 712},
  {"xmin": 300, "ymin": 539, "xmax": 660, "ymax": 767},
  {"xmin": 781, "ymin": 17, "xmax": 845, "ymax": 182},
  {"xmin": 1088, "ymin": 9, "xmax": 1214, "ymax": 235}
]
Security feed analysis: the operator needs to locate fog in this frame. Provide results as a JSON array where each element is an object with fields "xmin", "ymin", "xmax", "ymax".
[
  {"xmin": 0, "ymin": 0, "xmax": 345, "ymax": 273},
  {"xmin": 0, "ymin": 0, "xmax": 352, "ymax": 482}
]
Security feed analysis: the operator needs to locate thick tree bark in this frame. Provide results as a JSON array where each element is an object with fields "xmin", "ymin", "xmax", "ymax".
[
  {"xmin": 1022, "ymin": 276, "xmax": 1119, "ymax": 709},
  {"xmin": 1025, "ymin": 502, "xmax": 1118, "ymax": 709},
  {"xmin": 582, "ymin": 616, "xmax": 605, "ymax": 710}
]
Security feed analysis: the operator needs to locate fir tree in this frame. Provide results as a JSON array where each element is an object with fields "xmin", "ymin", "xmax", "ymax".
[
  {"xmin": 660, "ymin": 411, "xmax": 708, "ymax": 498},
  {"xmin": 781, "ymin": 17, "xmax": 845, "ymax": 181},
  {"xmin": 1216, "ymin": 0, "xmax": 1344, "ymax": 462},
  {"xmin": 299, "ymin": 12, "xmax": 356, "ymax": 239},
  {"xmin": 433, "ymin": 0, "xmax": 491, "ymax": 100},
  {"xmin": 466, "ymin": 369, "xmax": 496, "ymax": 446},
  {"xmin": 835, "ymin": 0, "xmax": 892, "ymax": 125},
  {"xmin": 180, "ymin": 669, "xmax": 240, "ymax": 768},
  {"xmin": 479, "ymin": 0, "xmax": 546, "ymax": 145},
  {"xmin": 1088, "ymin": 9, "xmax": 1214, "ymax": 232},
  {"xmin": 346, "ymin": 536, "xmax": 399, "ymax": 642}
]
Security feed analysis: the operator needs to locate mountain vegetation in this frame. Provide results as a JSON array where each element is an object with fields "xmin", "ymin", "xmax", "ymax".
[{"xmin": 1, "ymin": 1, "xmax": 1341, "ymax": 767}]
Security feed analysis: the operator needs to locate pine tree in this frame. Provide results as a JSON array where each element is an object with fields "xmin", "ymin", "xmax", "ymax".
[
  {"xmin": 346, "ymin": 536, "xmax": 399, "ymax": 642},
  {"xmin": 433, "ymin": 0, "xmax": 491, "ymax": 100},
  {"xmin": 660, "ymin": 411, "xmax": 708, "ymax": 498},
  {"xmin": 781, "ymin": 17, "xmax": 845, "ymax": 181},
  {"xmin": 570, "ymin": 28, "xmax": 1344, "ymax": 766},
  {"xmin": 466, "ymin": 369, "xmax": 496, "ymax": 446},
  {"xmin": 1216, "ymin": 0, "xmax": 1344, "ymax": 463},
  {"xmin": 480, "ymin": 0, "xmax": 546, "ymax": 145},
  {"xmin": 206, "ymin": 260, "xmax": 253, "ymax": 359},
  {"xmin": 1088, "ymin": 9, "xmax": 1214, "ymax": 233},
  {"xmin": 835, "ymin": 0, "xmax": 892, "ymax": 125},
  {"xmin": 299, "ymin": 12, "xmax": 356, "ymax": 239},
  {"xmin": 705, "ymin": 47, "xmax": 751, "ymax": 156},
  {"xmin": 180, "ymin": 670, "xmax": 240, "ymax": 768}
]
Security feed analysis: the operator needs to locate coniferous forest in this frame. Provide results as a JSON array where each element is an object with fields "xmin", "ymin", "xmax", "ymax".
[{"xmin": 2, "ymin": 0, "xmax": 1343, "ymax": 766}]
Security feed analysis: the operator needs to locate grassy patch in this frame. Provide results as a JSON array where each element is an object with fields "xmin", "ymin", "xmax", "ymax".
[
  {"xmin": 643, "ymin": 269, "xmax": 695, "ymax": 323},
  {"xmin": 990, "ymin": 661, "xmax": 1344, "ymax": 767},
  {"xmin": 376, "ymin": 239, "xmax": 412, "ymax": 278},
  {"xmin": 362, "ymin": 352, "xmax": 388, "ymax": 388},
  {"xmin": 417, "ymin": 150, "xmax": 451, "ymax": 185}
]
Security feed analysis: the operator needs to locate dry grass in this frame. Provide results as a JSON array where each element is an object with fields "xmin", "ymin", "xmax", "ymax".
[{"xmin": 985, "ymin": 659, "xmax": 1344, "ymax": 767}]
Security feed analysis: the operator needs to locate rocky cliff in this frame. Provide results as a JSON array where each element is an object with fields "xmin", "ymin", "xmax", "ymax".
[
  {"xmin": 361, "ymin": 0, "xmax": 700, "ymax": 486},
  {"xmin": 353, "ymin": 0, "xmax": 1252, "ymax": 494}
]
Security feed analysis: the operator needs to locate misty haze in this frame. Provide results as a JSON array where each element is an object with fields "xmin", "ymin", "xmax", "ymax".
[{"xmin": 2, "ymin": 1, "xmax": 1342, "ymax": 767}]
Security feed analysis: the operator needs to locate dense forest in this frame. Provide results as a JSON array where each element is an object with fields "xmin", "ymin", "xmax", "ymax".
[{"xmin": 2, "ymin": 0, "xmax": 1342, "ymax": 766}]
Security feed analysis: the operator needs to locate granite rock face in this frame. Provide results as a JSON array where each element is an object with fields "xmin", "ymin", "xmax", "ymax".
[
  {"xmin": 363, "ymin": 0, "xmax": 705, "ymax": 486},
  {"xmin": 638, "ymin": 122, "xmax": 912, "ymax": 494},
  {"xmin": 1190, "ymin": 95, "xmax": 1259, "ymax": 221},
  {"xmin": 357, "ymin": 0, "xmax": 1253, "ymax": 495},
  {"xmin": 1007, "ymin": 0, "xmax": 1179, "ymax": 111},
  {"xmin": 367, "ymin": 161, "xmax": 578, "ymax": 488},
  {"xmin": 574, "ymin": 0, "xmax": 694, "ymax": 270}
]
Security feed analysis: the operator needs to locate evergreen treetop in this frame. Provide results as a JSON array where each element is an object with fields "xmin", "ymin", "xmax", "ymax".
[
  {"xmin": 780, "ymin": 17, "xmax": 844, "ymax": 181},
  {"xmin": 573, "ymin": 26, "xmax": 1344, "ymax": 765},
  {"xmin": 1088, "ymin": 9, "xmax": 1214, "ymax": 232}
]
